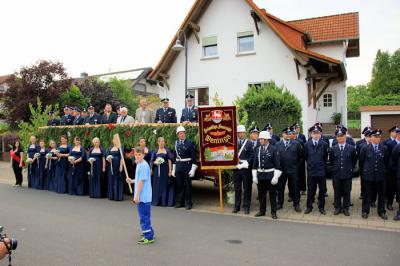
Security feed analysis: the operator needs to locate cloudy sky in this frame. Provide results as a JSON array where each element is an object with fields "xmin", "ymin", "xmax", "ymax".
[{"xmin": 1, "ymin": 0, "xmax": 399, "ymax": 86}]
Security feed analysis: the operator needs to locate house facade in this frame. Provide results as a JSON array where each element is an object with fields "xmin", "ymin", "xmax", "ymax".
[{"xmin": 148, "ymin": 0, "xmax": 359, "ymax": 129}]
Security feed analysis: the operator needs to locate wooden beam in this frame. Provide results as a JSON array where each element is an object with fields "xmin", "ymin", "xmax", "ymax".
[
  {"xmin": 189, "ymin": 22, "xmax": 200, "ymax": 44},
  {"xmin": 294, "ymin": 59, "xmax": 301, "ymax": 80},
  {"xmin": 307, "ymin": 72, "xmax": 339, "ymax": 79},
  {"xmin": 315, "ymin": 78, "xmax": 333, "ymax": 102},
  {"xmin": 250, "ymin": 10, "xmax": 260, "ymax": 35}
]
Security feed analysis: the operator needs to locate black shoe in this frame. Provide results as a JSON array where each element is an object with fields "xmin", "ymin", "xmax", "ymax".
[
  {"xmin": 362, "ymin": 212, "xmax": 368, "ymax": 219},
  {"xmin": 244, "ymin": 209, "xmax": 250, "ymax": 215},
  {"xmin": 288, "ymin": 197, "xmax": 293, "ymax": 202},
  {"xmin": 304, "ymin": 208, "xmax": 312, "ymax": 214},
  {"xmin": 379, "ymin": 213, "xmax": 388, "ymax": 220},
  {"xmin": 325, "ymin": 193, "xmax": 328, "ymax": 198},
  {"xmin": 254, "ymin": 212, "xmax": 265, "ymax": 217},
  {"xmin": 394, "ymin": 214, "xmax": 400, "ymax": 221},
  {"xmin": 277, "ymin": 204, "xmax": 283, "ymax": 210},
  {"xmin": 343, "ymin": 209, "xmax": 350, "ymax": 216},
  {"xmin": 232, "ymin": 209, "xmax": 239, "ymax": 213},
  {"xmin": 350, "ymin": 202, "xmax": 354, "ymax": 207},
  {"xmin": 294, "ymin": 205, "xmax": 302, "ymax": 213},
  {"xmin": 271, "ymin": 213, "xmax": 278, "ymax": 219},
  {"xmin": 319, "ymin": 209, "xmax": 326, "ymax": 215},
  {"xmin": 370, "ymin": 202, "xmax": 376, "ymax": 208},
  {"xmin": 174, "ymin": 204, "xmax": 184, "ymax": 208},
  {"xmin": 185, "ymin": 205, "xmax": 192, "ymax": 210},
  {"xmin": 334, "ymin": 209, "xmax": 341, "ymax": 215},
  {"xmin": 386, "ymin": 204, "xmax": 394, "ymax": 211}
]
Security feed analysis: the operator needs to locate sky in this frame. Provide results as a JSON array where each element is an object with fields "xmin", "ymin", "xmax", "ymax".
[{"xmin": 1, "ymin": 0, "xmax": 399, "ymax": 86}]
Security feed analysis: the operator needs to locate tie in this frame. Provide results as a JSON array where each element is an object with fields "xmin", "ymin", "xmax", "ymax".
[
  {"xmin": 285, "ymin": 141, "xmax": 288, "ymax": 148},
  {"xmin": 340, "ymin": 145, "xmax": 343, "ymax": 151},
  {"xmin": 314, "ymin": 141, "xmax": 317, "ymax": 147},
  {"xmin": 374, "ymin": 145, "xmax": 378, "ymax": 152},
  {"xmin": 180, "ymin": 140, "xmax": 184, "ymax": 145}
]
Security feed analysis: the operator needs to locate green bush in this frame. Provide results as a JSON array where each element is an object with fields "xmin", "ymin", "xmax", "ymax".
[
  {"xmin": 236, "ymin": 82, "xmax": 302, "ymax": 131},
  {"xmin": 108, "ymin": 78, "xmax": 138, "ymax": 116},
  {"xmin": 59, "ymin": 85, "xmax": 90, "ymax": 109}
]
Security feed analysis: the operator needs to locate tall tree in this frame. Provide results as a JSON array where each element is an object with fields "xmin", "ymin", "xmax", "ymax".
[{"xmin": 369, "ymin": 49, "xmax": 400, "ymax": 96}]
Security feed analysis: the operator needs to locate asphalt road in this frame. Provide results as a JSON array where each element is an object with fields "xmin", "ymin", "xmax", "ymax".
[{"xmin": 1, "ymin": 184, "xmax": 399, "ymax": 266}]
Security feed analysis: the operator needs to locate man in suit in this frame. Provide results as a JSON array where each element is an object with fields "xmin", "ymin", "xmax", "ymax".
[
  {"xmin": 60, "ymin": 106, "xmax": 74, "ymax": 125},
  {"xmin": 356, "ymin": 127, "xmax": 372, "ymax": 200},
  {"xmin": 330, "ymin": 128, "xmax": 357, "ymax": 216},
  {"xmin": 332, "ymin": 125, "xmax": 355, "ymax": 146},
  {"xmin": 383, "ymin": 125, "xmax": 399, "ymax": 210},
  {"xmin": 275, "ymin": 126, "xmax": 303, "ymax": 212},
  {"xmin": 263, "ymin": 123, "xmax": 280, "ymax": 144},
  {"xmin": 47, "ymin": 111, "xmax": 60, "ymax": 126},
  {"xmin": 135, "ymin": 98, "xmax": 154, "ymax": 124},
  {"xmin": 308, "ymin": 122, "xmax": 329, "ymax": 145},
  {"xmin": 102, "ymin": 103, "xmax": 118, "ymax": 124},
  {"xmin": 304, "ymin": 125, "xmax": 329, "ymax": 215},
  {"xmin": 292, "ymin": 122, "xmax": 306, "ymax": 195},
  {"xmin": 249, "ymin": 126, "xmax": 260, "ymax": 150},
  {"xmin": 391, "ymin": 128, "xmax": 400, "ymax": 221},
  {"xmin": 84, "ymin": 105, "xmax": 102, "ymax": 125},
  {"xmin": 232, "ymin": 125, "xmax": 254, "ymax": 215},
  {"xmin": 155, "ymin": 98, "xmax": 177, "ymax": 123},
  {"xmin": 180, "ymin": 94, "xmax": 198, "ymax": 124},
  {"xmin": 359, "ymin": 129, "xmax": 389, "ymax": 220},
  {"xmin": 72, "ymin": 107, "xmax": 84, "ymax": 125},
  {"xmin": 116, "ymin": 107, "xmax": 135, "ymax": 124}
]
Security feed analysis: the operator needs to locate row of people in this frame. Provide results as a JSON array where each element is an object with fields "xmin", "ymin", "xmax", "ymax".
[{"xmin": 47, "ymin": 95, "xmax": 199, "ymax": 127}]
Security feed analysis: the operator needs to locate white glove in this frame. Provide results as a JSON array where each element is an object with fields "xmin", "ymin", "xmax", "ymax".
[
  {"xmin": 189, "ymin": 164, "xmax": 198, "ymax": 178},
  {"xmin": 252, "ymin": 170, "xmax": 258, "ymax": 184},
  {"xmin": 172, "ymin": 164, "xmax": 176, "ymax": 177},
  {"xmin": 271, "ymin": 169, "xmax": 282, "ymax": 185},
  {"xmin": 240, "ymin": 160, "xmax": 249, "ymax": 169}
]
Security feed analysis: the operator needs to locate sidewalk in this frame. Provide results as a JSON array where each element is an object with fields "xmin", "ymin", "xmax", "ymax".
[{"xmin": 1, "ymin": 162, "xmax": 399, "ymax": 232}]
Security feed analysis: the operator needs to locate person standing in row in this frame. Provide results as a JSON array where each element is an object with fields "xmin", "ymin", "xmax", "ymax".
[
  {"xmin": 102, "ymin": 103, "xmax": 118, "ymax": 124},
  {"xmin": 276, "ymin": 127, "xmax": 303, "ymax": 212},
  {"xmin": 45, "ymin": 140, "xmax": 58, "ymax": 192},
  {"xmin": 330, "ymin": 128, "xmax": 357, "ymax": 216},
  {"xmin": 37, "ymin": 139, "xmax": 48, "ymax": 190},
  {"xmin": 106, "ymin": 135, "xmax": 124, "ymax": 201},
  {"xmin": 180, "ymin": 94, "xmax": 198, "ymax": 124},
  {"xmin": 72, "ymin": 108, "xmax": 85, "ymax": 125},
  {"xmin": 88, "ymin": 137, "xmax": 106, "ymax": 198},
  {"xmin": 263, "ymin": 123, "xmax": 280, "ymax": 144},
  {"xmin": 155, "ymin": 98, "xmax": 177, "ymax": 123},
  {"xmin": 356, "ymin": 127, "xmax": 372, "ymax": 200},
  {"xmin": 85, "ymin": 105, "xmax": 102, "ymax": 125},
  {"xmin": 138, "ymin": 137, "xmax": 151, "ymax": 164},
  {"xmin": 54, "ymin": 135, "xmax": 71, "ymax": 194},
  {"xmin": 9, "ymin": 139, "xmax": 24, "ymax": 187},
  {"xmin": 292, "ymin": 122, "xmax": 307, "ymax": 196},
  {"xmin": 390, "ymin": 128, "xmax": 400, "ymax": 221},
  {"xmin": 68, "ymin": 137, "xmax": 86, "ymax": 196},
  {"xmin": 151, "ymin": 137, "xmax": 174, "ymax": 207},
  {"xmin": 47, "ymin": 111, "xmax": 60, "ymax": 126},
  {"xmin": 26, "ymin": 135, "xmax": 40, "ymax": 188},
  {"xmin": 60, "ymin": 106, "xmax": 74, "ymax": 125},
  {"xmin": 135, "ymin": 99, "xmax": 154, "ymax": 124},
  {"xmin": 232, "ymin": 125, "xmax": 254, "ymax": 215},
  {"xmin": 304, "ymin": 125, "xmax": 328, "ymax": 215},
  {"xmin": 359, "ymin": 129, "xmax": 389, "ymax": 220},
  {"xmin": 249, "ymin": 126, "xmax": 260, "ymax": 150},
  {"xmin": 116, "ymin": 107, "xmax": 135, "ymax": 124},
  {"xmin": 173, "ymin": 126, "xmax": 197, "ymax": 210},
  {"xmin": 252, "ymin": 131, "xmax": 282, "ymax": 219},
  {"xmin": 383, "ymin": 126, "xmax": 399, "ymax": 210}
]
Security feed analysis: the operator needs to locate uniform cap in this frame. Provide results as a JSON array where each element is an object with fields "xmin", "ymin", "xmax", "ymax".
[
  {"xmin": 176, "ymin": 126, "xmax": 186, "ymax": 134},
  {"xmin": 237, "ymin": 125, "xmax": 246, "ymax": 133},
  {"xmin": 259, "ymin": 131, "xmax": 271, "ymax": 140},
  {"xmin": 160, "ymin": 98, "xmax": 170, "ymax": 103}
]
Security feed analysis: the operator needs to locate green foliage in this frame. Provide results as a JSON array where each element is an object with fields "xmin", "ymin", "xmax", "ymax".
[
  {"xmin": 369, "ymin": 49, "xmax": 400, "ymax": 96},
  {"xmin": 17, "ymin": 98, "xmax": 58, "ymax": 148},
  {"xmin": 38, "ymin": 124, "xmax": 199, "ymax": 151},
  {"xmin": 331, "ymin": 112, "xmax": 342, "ymax": 125},
  {"xmin": 347, "ymin": 119, "xmax": 361, "ymax": 129},
  {"xmin": 236, "ymin": 82, "xmax": 302, "ymax": 131},
  {"xmin": 0, "ymin": 123, "xmax": 10, "ymax": 134},
  {"xmin": 108, "ymin": 78, "xmax": 138, "ymax": 116},
  {"xmin": 59, "ymin": 85, "xmax": 90, "ymax": 109},
  {"xmin": 211, "ymin": 92, "xmax": 224, "ymax": 107}
]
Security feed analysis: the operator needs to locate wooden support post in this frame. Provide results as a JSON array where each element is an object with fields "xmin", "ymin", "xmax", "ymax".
[{"xmin": 218, "ymin": 169, "xmax": 224, "ymax": 212}]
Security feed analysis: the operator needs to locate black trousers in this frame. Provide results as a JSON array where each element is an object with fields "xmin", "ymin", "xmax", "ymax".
[
  {"xmin": 257, "ymin": 179, "xmax": 277, "ymax": 214},
  {"xmin": 299, "ymin": 160, "xmax": 306, "ymax": 192},
  {"xmin": 175, "ymin": 170, "xmax": 192, "ymax": 207},
  {"xmin": 332, "ymin": 178, "xmax": 352, "ymax": 210},
  {"xmin": 385, "ymin": 170, "xmax": 396, "ymax": 205},
  {"xmin": 306, "ymin": 176, "xmax": 327, "ymax": 209},
  {"xmin": 362, "ymin": 180, "xmax": 385, "ymax": 214},
  {"xmin": 233, "ymin": 169, "xmax": 252, "ymax": 211},
  {"xmin": 278, "ymin": 172, "xmax": 300, "ymax": 207},
  {"xmin": 12, "ymin": 160, "xmax": 23, "ymax": 185}
]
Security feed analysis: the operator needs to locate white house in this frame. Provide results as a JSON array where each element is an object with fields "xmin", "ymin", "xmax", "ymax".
[{"xmin": 147, "ymin": 0, "xmax": 359, "ymax": 130}]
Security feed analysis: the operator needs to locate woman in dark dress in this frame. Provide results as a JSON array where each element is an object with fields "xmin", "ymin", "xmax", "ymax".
[
  {"xmin": 151, "ymin": 137, "xmax": 174, "ymax": 207},
  {"xmin": 45, "ymin": 140, "xmax": 58, "ymax": 192},
  {"xmin": 68, "ymin": 137, "xmax": 86, "ymax": 196},
  {"xmin": 88, "ymin": 137, "xmax": 106, "ymax": 198},
  {"xmin": 54, "ymin": 135, "xmax": 71, "ymax": 194},
  {"xmin": 106, "ymin": 135, "xmax": 124, "ymax": 201},
  {"xmin": 37, "ymin": 139, "xmax": 48, "ymax": 190},
  {"xmin": 138, "ymin": 137, "xmax": 151, "ymax": 164},
  {"xmin": 9, "ymin": 139, "xmax": 24, "ymax": 186},
  {"xmin": 26, "ymin": 135, "xmax": 40, "ymax": 189}
]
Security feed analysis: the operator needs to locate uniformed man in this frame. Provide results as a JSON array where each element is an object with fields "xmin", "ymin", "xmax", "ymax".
[
  {"xmin": 180, "ymin": 94, "xmax": 198, "ymax": 123},
  {"xmin": 391, "ymin": 128, "xmax": 400, "ymax": 221},
  {"xmin": 263, "ymin": 123, "xmax": 280, "ymax": 144},
  {"xmin": 47, "ymin": 111, "xmax": 60, "ymax": 126},
  {"xmin": 308, "ymin": 122, "xmax": 329, "ymax": 145},
  {"xmin": 292, "ymin": 122, "xmax": 306, "ymax": 143},
  {"xmin": 383, "ymin": 125, "xmax": 399, "ymax": 210},
  {"xmin": 72, "ymin": 107, "xmax": 84, "ymax": 125},
  {"xmin": 155, "ymin": 98, "xmax": 177, "ymax": 123},
  {"xmin": 172, "ymin": 126, "xmax": 197, "ymax": 210},
  {"xmin": 60, "ymin": 106, "xmax": 74, "ymax": 125},
  {"xmin": 252, "ymin": 131, "xmax": 282, "ymax": 219},
  {"xmin": 84, "ymin": 105, "xmax": 102, "ymax": 125},
  {"xmin": 249, "ymin": 126, "xmax": 260, "ymax": 150},
  {"xmin": 332, "ymin": 125, "xmax": 355, "ymax": 146},
  {"xmin": 232, "ymin": 125, "xmax": 254, "ymax": 215},
  {"xmin": 330, "ymin": 128, "xmax": 357, "ymax": 216},
  {"xmin": 292, "ymin": 122, "xmax": 307, "ymax": 195},
  {"xmin": 359, "ymin": 129, "xmax": 389, "ymax": 220},
  {"xmin": 276, "ymin": 127, "xmax": 303, "ymax": 212},
  {"xmin": 356, "ymin": 127, "xmax": 372, "ymax": 200},
  {"xmin": 81, "ymin": 108, "xmax": 88, "ymax": 122},
  {"xmin": 304, "ymin": 125, "xmax": 329, "ymax": 215}
]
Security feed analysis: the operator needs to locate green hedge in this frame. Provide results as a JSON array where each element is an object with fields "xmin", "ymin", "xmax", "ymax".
[{"xmin": 38, "ymin": 124, "xmax": 199, "ymax": 150}]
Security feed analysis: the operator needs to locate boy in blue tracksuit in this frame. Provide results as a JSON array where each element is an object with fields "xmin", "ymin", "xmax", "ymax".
[{"xmin": 126, "ymin": 147, "xmax": 155, "ymax": 245}]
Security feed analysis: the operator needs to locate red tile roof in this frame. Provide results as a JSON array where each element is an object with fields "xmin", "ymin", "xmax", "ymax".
[
  {"xmin": 0, "ymin": 74, "xmax": 13, "ymax": 84},
  {"xmin": 288, "ymin": 12, "xmax": 359, "ymax": 42}
]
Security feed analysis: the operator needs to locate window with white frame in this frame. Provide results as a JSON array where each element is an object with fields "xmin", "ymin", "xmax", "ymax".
[
  {"xmin": 237, "ymin": 31, "xmax": 254, "ymax": 53},
  {"xmin": 202, "ymin": 36, "xmax": 218, "ymax": 57},
  {"xmin": 323, "ymin": 93, "xmax": 333, "ymax": 107},
  {"xmin": 188, "ymin": 88, "xmax": 209, "ymax": 106}
]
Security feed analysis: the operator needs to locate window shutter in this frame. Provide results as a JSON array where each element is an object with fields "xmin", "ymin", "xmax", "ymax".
[
  {"xmin": 202, "ymin": 36, "xmax": 217, "ymax": 46},
  {"xmin": 237, "ymin": 31, "xmax": 253, "ymax": 38}
]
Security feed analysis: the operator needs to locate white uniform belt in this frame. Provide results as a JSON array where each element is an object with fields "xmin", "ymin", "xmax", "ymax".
[
  {"xmin": 257, "ymin": 168, "xmax": 275, "ymax": 173},
  {"xmin": 176, "ymin": 158, "xmax": 191, "ymax": 162}
]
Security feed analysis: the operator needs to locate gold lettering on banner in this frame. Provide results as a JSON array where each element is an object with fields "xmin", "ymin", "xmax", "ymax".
[
  {"xmin": 203, "ymin": 124, "xmax": 232, "ymax": 134},
  {"xmin": 205, "ymin": 134, "xmax": 232, "ymax": 144}
]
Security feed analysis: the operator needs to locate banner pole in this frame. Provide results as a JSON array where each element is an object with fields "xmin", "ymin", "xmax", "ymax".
[{"xmin": 218, "ymin": 169, "xmax": 223, "ymax": 212}]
